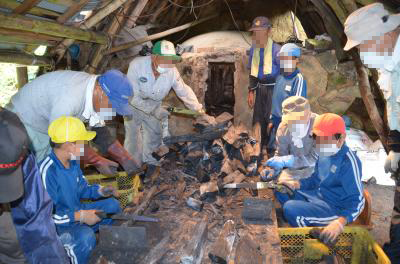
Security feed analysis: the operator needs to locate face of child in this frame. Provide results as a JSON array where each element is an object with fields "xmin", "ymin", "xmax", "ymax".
[
  {"xmin": 279, "ymin": 55, "xmax": 298, "ymax": 73},
  {"xmin": 65, "ymin": 141, "xmax": 85, "ymax": 160}
]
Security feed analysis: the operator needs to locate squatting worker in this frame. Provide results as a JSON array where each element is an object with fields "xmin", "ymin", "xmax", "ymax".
[
  {"xmin": 344, "ymin": 3, "xmax": 400, "ymax": 261},
  {"xmin": 6, "ymin": 70, "xmax": 140, "ymax": 176},
  {"xmin": 125, "ymin": 40, "xmax": 210, "ymax": 179},
  {"xmin": 277, "ymin": 113, "xmax": 364, "ymax": 243},
  {"xmin": 246, "ymin": 16, "xmax": 281, "ymax": 175}
]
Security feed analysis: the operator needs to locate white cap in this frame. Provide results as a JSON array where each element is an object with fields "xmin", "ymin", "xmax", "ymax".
[{"xmin": 344, "ymin": 3, "xmax": 400, "ymax": 51}]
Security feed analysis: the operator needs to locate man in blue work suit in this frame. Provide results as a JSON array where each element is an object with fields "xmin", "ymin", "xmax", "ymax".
[
  {"xmin": 41, "ymin": 116, "xmax": 122, "ymax": 264},
  {"xmin": 247, "ymin": 16, "xmax": 281, "ymax": 174},
  {"xmin": 277, "ymin": 113, "xmax": 365, "ymax": 242},
  {"xmin": 268, "ymin": 43, "xmax": 307, "ymax": 150}
]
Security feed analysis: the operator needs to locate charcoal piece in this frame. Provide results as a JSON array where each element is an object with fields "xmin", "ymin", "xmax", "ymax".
[{"xmin": 241, "ymin": 198, "xmax": 273, "ymax": 225}]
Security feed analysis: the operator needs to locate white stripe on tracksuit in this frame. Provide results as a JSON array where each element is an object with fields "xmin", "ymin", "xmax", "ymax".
[
  {"xmin": 40, "ymin": 157, "xmax": 53, "ymax": 190},
  {"xmin": 64, "ymin": 244, "xmax": 78, "ymax": 264},
  {"xmin": 52, "ymin": 214, "xmax": 70, "ymax": 224},
  {"xmin": 296, "ymin": 152, "xmax": 364, "ymax": 227},
  {"xmin": 295, "ymin": 74, "xmax": 303, "ymax": 96}
]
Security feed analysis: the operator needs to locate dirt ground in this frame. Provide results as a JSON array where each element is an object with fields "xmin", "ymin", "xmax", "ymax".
[{"xmin": 364, "ymin": 183, "xmax": 395, "ymax": 246}]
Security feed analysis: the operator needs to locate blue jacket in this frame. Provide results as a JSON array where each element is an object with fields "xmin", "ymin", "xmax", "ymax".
[
  {"xmin": 10, "ymin": 153, "xmax": 69, "ymax": 263},
  {"xmin": 40, "ymin": 151, "xmax": 102, "ymax": 228},
  {"xmin": 271, "ymin": 69, "xmax": 307, "ymax": 127},
  {"xmin": 299, "ymin": 144, "xmax": 365, "ymax": 224},
  {"xmin": 247, "ymin": 42, "xmax": 281, "ymax": 86}
]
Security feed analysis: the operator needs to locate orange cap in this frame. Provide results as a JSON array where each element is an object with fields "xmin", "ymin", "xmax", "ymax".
[{"xmin": 313, "ymin": 113, "xmax": 346, "ymax": 137}]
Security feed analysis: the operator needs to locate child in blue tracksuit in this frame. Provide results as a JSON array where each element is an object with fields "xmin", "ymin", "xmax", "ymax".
[
  {"xmin": 268, "ymin": 43, "xmax": 307, "ymax": 150},
  {"xmin": 277, "ymin": 113, "xmax": 364, "ymax": 242},
  {"xmin": 40, "ymin": 116, "xmax": 121, "ymax": 264}
]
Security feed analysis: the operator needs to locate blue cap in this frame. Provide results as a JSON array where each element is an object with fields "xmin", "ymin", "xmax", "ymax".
[
  {"xmin": 98, "ymin": 69, "xmax": 133, "ymax": 116},
  {"xmin": 279, "ymin": 43, "xmax": 301, "ymax": 58}
]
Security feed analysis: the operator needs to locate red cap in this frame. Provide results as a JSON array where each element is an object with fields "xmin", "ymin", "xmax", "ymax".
[{"xmin": 313, "ymin": 113, "xmax": 346, "ymax": 137}]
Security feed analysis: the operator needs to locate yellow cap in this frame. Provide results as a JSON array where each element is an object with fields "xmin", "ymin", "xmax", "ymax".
[{"xmin": 48, "ymin": 116, "xmax": 96, "ymax": 144}]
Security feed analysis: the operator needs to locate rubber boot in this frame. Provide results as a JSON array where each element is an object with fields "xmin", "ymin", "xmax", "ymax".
[
  {"xmin": 107, "ymin": 140, "xmax": 141, "ymax": 176},
  {"xmin": 83, "ymin": 146, "xmax": 119, "ymax": 176}
]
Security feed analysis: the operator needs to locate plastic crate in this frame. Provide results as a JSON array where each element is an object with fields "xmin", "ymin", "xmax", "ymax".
[
  {"xmin": 85, "ymin": 172, "xmax": 141, "ymax": 208},
  {"xmin": 278, "ymin": 227, "xmax": 390, "ymax": 264}
]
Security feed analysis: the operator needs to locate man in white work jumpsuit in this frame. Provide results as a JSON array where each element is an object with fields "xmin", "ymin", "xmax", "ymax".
[{"xmin": 125, "ymin": 40, "xmax": 205, "ymax": 176}]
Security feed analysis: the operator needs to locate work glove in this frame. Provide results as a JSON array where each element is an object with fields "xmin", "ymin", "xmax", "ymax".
[
  {"xmin": 79, "ymin": 210, "xmax": 102, "ymax": 226},
  {"xmin": 321, "ymin": 219, "xmax": 345, "ymax": 243},
  {"xmin": 265, "ymin": 155, "xmax": 295, "ymax": 170},
  {"xmin": 277, "ymin": 179, "xmax": 300, "ymax": 190},
  {"xmin": 195, "ymin": 112, "xmax": 217, "ymax": 126},
  {"xmin": 98, "ymin": 185, "xmax": 119, "ymax": 197},
  {"xmin": 384, "ymin": 150, "xmax": 400, "ymax": 173},
  {"xmin": 107, "ymin": 140, "xmax": 141, "ymax": 176},
  {"xmin": 260, "ymin": 167, "xmax": 281, "ymax": 182},
  {"xmin": 83, "ymin": 146, "xmax": 119, "ymax": 176}
]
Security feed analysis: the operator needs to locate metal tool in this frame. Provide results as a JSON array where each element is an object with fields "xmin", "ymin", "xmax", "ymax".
[
  {"xmin": 223, "ymin": 182, "xmax": 294, "ymax": 196},
  {"xmin": 95, "ymin": 211, "xmax": 159, "ymax": 222},
  {"xmin": 167, "ymin": 107, "xmax": 200, "ymax": 118}
]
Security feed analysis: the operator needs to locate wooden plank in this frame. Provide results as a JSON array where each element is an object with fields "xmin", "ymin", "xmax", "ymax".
[
  {"xmin": 0, "ymin": 27, "xmax": 62, "ymax": 46},
  {"xmin": 208, "ymin": 220, "xmax": 237, "ymax": 263},
  {"xmin": 0, "ymin": 0, "xmax": 61, "ymax": 18},
  {"xmin": 0, "ymin": 12, "xmax": 107, "ymax": 44},
  {"xmin": 13, "ymin": 0, "xmax": 41, "ymax": 14},
  {"xmin": 0, "ymin": 50, "xmax": 52, "ymax": 66},
  {"xmin": 16, "ymin": 66, "xmax": 28, "ymax": 89},
  {"xmin": 180, "ymin": 215, "xmax": 208, "ymax": 264},
  {"xmin": 105, "ymin": 14, "xmax": 218, "ymax": 54},
  {"xmin": 57, "ymin": 0, "xmax": 90, "ymax": 24}
]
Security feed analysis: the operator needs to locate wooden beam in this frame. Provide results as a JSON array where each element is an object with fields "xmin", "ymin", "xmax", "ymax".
[
  {"xmin": 351, "ymin": 50, "xmax": 388, "ymax": 150},
  {"xmin": 13, "ymin": 0, "xmax": 41, "ymax": 14},
  {"xmin": 57, "ymin": 0, "xmax": 90, "ymax": 24},
  {"xmin": 0, "ymin": 50, "xmax": 52, "ymax": 66},
  {"xmin": 324, "ymin": 0, "xmax": 347, "ymax": 24},
  {"xmin": 53, "ymin": 0, "xmax": 132, "ymax": 62},
  {"xmin": 0, "ymin": 12, "xmax": 107, "ymax": 44},
  {"xmin": 46, "ymin": 0, "xmax": 76, "ymax": 6},
  {"xmin": 16, "ymin": 66, "xmax": 28, "ymax": 89},
  {"xmin": 125, "ymin": 0, "xmax": 150, "ymax": 28},
  {"xmin": 0, "ymin": 28, "xmax": 62, "ymax": 46},
  {"xmin": 87, "ymin": 0, "xmax": 150, "ymax": 73},
  {"xmin": 106, "ymin": 14, "xmax": 218, "ymax": 54},
  {"xmin": 0, "ymin": 0, "xmax": 61, "ymax": 18}
]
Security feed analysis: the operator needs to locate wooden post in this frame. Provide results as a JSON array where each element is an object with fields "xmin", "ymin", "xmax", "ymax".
[
  {"xmin": 87, "ymin": 0, "xmax": 150, "ymax": 73},
  {"xmin": 352, "ymin": 51, "xmax": 388, "ymax": 150},
  {"xmin": 0, "ymin": 51, "xmax": 53, "ymax": 66},
  {"xmin": 53, "ymin": 0, "xmax": 132, "ymax": 62},
  {"xmin": 0, "ymin": 13, "xmax": 107, "ymax": 44},
  {"xmin": 57, "ymin": 0, "xmax": 90, "ymax": 24},
  {"xmin": 0, "ymin": 0, "xmax": 61, "ymax": 18},
  {"xmin": 125, "ymin": 0, "xmax": 150, "ymax": 28},
  {"xmin": 12, "ymin": 0, "xmax": 41, "ymax": 14},
  {"xmin": 16, "ymin": 66, "xmax": 28, "ymax": 89},
  {"xmin": 105, "ymin": 14, "xmax": 218, "ymax": 55}
]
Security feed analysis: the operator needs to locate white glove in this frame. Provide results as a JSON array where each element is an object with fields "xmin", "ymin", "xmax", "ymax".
[
  {"xmin": 384, "ymin": 150, "xmax": 400, "ymax": 173},
  {"xmin": 98, "ymin": 185, "xmax": 119, "ymax": 197},
  {"xmin": 321, "ymin": 219, "xmax": 345, "ymax": 242}
]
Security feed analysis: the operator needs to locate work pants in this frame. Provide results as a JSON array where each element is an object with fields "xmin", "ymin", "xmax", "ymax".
[{"xmin": 384, "ymin": 171, "xmax": 400, "ymax": 263}]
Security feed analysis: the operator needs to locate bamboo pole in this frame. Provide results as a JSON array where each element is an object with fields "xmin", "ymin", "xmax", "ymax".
[
  {"xmin": 16, "ymin": 66, "xmax": 28, "ymax": 89},
  {"xmin": 105, "ymin": 14, "xmax": 218, "ymax": 55},
  {"xmin": 53, "ymin": 0, "xmax": 132, "ymax": 62},
  {"xmin": 87, "ymin": 0, "xmax": 150, "ymax": 74},
  {"xmin": 0, "ymin": 0, "xmax": 61, "ymax": 18},
  {"xmin": 0, "ymin": 12, "xmax": 107, "ymax": 44},
  {"xmin": 13, "ymin": 0, "xmax": 41, "ymax": 14},
  {"xmin": 0, "ymin": 51, "xmax": 53, "ymax": 66},
  {"xmin": 324, "ymin": 0, "xmax": 347, "ymax": 24},
  {"xmin": 0, "ymin": 28, "xmax": 62, "ymax": 46},
  {"xmin": 57, "ymin": 0, "xmax": 90, "ymax": 24}
]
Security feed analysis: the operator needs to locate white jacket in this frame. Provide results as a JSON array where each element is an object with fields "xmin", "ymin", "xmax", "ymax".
[{"xmin": 127, "ymin": 56, "xmax": 203, "ymax": 115}]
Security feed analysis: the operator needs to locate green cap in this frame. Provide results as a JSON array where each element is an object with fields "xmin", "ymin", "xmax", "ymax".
[{"xmin": 152, "ymin": 40, "xmax": 182, "ymax": 61}]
